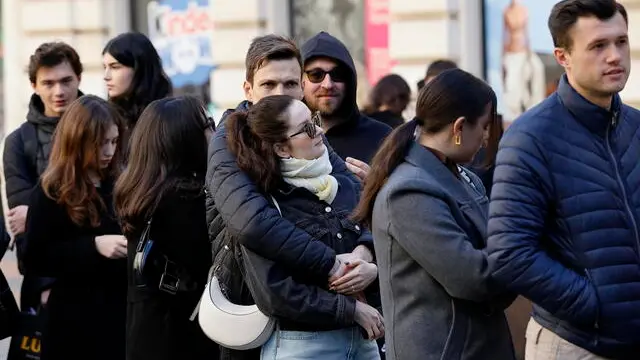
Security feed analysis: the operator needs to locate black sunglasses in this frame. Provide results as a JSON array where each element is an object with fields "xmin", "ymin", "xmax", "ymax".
[
  {"xmin": 305, "ymin": 68, "xmax": 348, "ymax": 84},
  {"xmin": 289, "ymin": 112, "xmax": 322, "ymax": 139}
]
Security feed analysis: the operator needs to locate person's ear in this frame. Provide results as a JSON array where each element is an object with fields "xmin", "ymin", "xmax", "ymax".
[{"xmin": 273, "ymin": 142, "xmax": 291, "ymax": 158}]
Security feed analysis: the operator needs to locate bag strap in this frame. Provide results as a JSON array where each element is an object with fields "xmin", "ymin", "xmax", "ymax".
[{"xmin": 20, "ymin": 123, "xmax": 38, "ymax": 179}]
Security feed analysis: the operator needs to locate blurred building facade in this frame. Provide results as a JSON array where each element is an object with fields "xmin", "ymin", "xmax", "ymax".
[{"xmin": 2, "ymin": 0, "xmax": 640, "ymax": 134}]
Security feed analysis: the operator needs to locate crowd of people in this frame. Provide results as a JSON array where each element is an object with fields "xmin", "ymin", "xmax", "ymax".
[{"xmin": 0, "ymin": 0, "xmax": 638, "ymax": 360}]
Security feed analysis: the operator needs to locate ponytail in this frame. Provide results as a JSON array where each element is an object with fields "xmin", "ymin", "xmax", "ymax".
[
  {"xmin": 226, "ymin": 110, "xmax": 282, "ymax": 193},
  {"xmin": 352, "ymin": 118, "xmax": 418, "ymax": 227}
]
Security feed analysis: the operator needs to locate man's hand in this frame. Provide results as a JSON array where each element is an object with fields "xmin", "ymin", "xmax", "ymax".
[
  {"xmin": 346, "ymin": 157, "xmax": 370, "ymax": 182},
  {"xmin": 8, "ymin": 205, "xmax": 29, "ymax": 235}
]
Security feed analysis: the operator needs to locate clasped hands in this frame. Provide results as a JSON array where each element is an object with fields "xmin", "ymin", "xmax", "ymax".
[{"xmin": 328, "ymin": 245, "xmax": 377, "ymax": 296}]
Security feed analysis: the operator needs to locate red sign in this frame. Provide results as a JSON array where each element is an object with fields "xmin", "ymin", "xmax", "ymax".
[{"xmin": 365, "ymin": 0, "xmax": 393, "ymax": 86}]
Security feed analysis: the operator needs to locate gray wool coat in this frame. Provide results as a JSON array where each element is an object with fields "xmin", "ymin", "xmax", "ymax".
[{"xmin": 372, "ymin": 142, "xmax": 515, "ymax": 360}]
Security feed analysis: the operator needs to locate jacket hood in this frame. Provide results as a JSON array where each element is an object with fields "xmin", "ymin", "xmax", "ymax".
[
  {"xmin": 301, "ymin": 32, "xmax": 359, "ymax": 120},
  {"xmin": 26, "ymin": 91, "xmax": 85, "ymax": 127}
]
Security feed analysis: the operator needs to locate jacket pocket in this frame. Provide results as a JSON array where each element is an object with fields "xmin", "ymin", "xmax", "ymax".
[{"xmin": 584, "ymin": 269, "xmax": 601, "ymax": 332}]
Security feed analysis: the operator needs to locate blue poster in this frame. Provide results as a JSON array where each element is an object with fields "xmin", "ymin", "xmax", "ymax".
[{"xmin": 147, "ymin": 0, "xmax": 215, "ymax": 88}]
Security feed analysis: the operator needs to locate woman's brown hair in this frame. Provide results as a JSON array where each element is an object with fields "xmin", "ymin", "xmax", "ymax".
[
  {"xmin": 41, "ymin": 95, "xmax": 124, "ymax": 227},
  {"xmin": 114, "ymin": 96, "xmax": 209, "ymax": 234},
  {"xmin": 226, "ymin": 95, "xmax": 295, "ymax": 193},
  {"xmin": 353, "ymin": 68, "xmax": 499, "ymax": 227}
]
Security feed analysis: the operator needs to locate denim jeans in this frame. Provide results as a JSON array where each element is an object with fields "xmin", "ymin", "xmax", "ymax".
[{"xmin": 260, "ymin": 327, "xmax": 381, "ymax": 360}]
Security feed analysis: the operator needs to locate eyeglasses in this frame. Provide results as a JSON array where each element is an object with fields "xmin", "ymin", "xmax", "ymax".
[
  {"xmin": 289, "ymin": 112, "xmax": 322, "ymax": 139},
  {"xmin": 305, "ymin": 68, "xmax": 348, "ymax": 84}
]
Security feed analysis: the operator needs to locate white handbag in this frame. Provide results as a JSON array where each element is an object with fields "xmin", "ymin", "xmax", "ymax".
[
  {"xmin": 197, "ymin": 275, "xmax": 276, "ymax": 350},
  {"xmin": 196, "ymin": 196, "xmax": 282, "ymax": 350}
]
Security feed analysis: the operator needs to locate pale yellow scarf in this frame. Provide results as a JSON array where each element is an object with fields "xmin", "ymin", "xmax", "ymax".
[{"xmin": 280, "ymin": 146, "xmax": 339, "ymax": 204}]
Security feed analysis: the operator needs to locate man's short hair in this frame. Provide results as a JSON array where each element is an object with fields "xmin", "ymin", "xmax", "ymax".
[
  {"xmin": 549, "ymin": 0, "xmax": 628, "ymax": 52},
  {"xmin": 245, "ymin": 34, "xmax": 302, "ymax": 84},
  {"xmin": 28, "ymin": 42, "xmax": 83, "ymax": 84},
  {"xmin": 425, "ymin": 59, "xmax": 458, "ymax": 81}
]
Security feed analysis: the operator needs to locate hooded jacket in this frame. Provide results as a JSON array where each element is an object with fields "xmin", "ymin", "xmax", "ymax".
[
  {"xmin": 301, "ymin": 32, "xmax": 391, "ymax": 163},
  {"xmin": 4, "ymin": 92, "xmax": 83, "ymax": 208}
]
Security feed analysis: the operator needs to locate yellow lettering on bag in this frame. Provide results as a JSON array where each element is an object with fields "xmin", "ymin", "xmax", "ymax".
[{"xmin": 19, "ymin": 336, "xmax": 41, "ymax": 353}]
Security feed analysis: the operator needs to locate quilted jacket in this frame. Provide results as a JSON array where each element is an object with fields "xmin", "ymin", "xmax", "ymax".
[{"xmin": 487, "ymin": 75, "xmax": 640, "ymax": 359}]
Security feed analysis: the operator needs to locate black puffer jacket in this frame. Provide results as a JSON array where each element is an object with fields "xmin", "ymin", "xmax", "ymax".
[{"xmin": 206, "ymin": 101, "xmax": 359, "ymax": 277}]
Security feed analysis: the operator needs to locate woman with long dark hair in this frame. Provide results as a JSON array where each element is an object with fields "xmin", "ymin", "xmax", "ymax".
[
  {"xmin": 114, "ymin": 96, "xmax": 217, "ymax": 360},
  {"xmin": 352, "ymin": 69, "xmax": 514, "ymax": 360},
  {"xmin": 102, "ymin": 32, "xmax": 172, "ymax": 146},
  {"xmin": 23, "ymin": 95, "xmax": 127, "ymax": 360},
  {"xmin": 225, "ymin": 95, "xmax": 382, "ymax": 360}
]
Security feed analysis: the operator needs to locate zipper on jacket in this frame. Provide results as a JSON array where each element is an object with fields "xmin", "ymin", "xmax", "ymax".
[
  {"xmin": 440, "ymin": 299, "xmax": 456, "ymax": 360},
  {"xmin": 605, "ymin": 118, "xmax": 640, "ymax": 255}
]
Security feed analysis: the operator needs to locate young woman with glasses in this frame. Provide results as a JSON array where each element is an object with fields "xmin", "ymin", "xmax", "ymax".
[{"xmin": 225, "ymin": 95, "xmax": 383, "ymax": 360}]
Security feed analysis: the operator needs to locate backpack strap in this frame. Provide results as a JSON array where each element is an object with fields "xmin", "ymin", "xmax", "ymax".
[{"xmin": 20, "ymin": 123, "xmax": 38, "ymax": 180}]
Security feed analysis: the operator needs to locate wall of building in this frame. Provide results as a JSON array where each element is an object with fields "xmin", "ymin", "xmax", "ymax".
[
  {"xmin": 4, "ymin": 0, "xmax": 640, "ymax": 134},
  {"xmin": 2, "ymin": 0, "xmax": 130, "ymax": 134}
]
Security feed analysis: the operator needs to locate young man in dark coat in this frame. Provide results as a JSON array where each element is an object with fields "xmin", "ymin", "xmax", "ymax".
[{"xmin": 2, "ymin": 42, "xmax": 83, "ymax": 311}]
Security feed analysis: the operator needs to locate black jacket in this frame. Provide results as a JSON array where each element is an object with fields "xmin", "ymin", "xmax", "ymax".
[
  {"xmin": 206, "ymin": 101, "xmax": 360, "ymax": 279},
  {"xmin": 366, "ymin": 110, "xmax": 405, "ymax": 129},
  {"xmin": 126, "ymin": 188, "xmax": 218, "ymax": 360},
  {"xmin": 242, "ymin": 174, "xmax": 375, "ymax": 332},
  {"xmin": 2, "ymin": 93, "xmax": 82, "ymax": 299},
  {"xmin": 23, "ymin": 180, "xmax": 126, "ymax": 360},
  {"xmin": 301, "ymin": 32, "xmax": 392, "ymax": 163}
]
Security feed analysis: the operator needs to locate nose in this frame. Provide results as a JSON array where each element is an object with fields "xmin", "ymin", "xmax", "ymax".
[
  {"xmin": 315, "ymin": 124, "xmax": 324, "ymax": 137},
  {"xmin": 52, "ymin": 82, "xmax": 64, "ymax": 96},
  {"xmin": 607, "ymin": 44, "xmax": 622, "ymax": 64},
  {"xmin": 273, "ymin": 84, "xmax": 285, "ymax": 95},
  {"xmin": 104, "ymin": 143, "xmax": 116, "ymax": 157},
  {"xmin": 103, "ymin": 68, "xmax": 111, "ymax": 81},
  {"xmin": 320, "ymin": 74, "xmax": 334, "ymax": 89}
]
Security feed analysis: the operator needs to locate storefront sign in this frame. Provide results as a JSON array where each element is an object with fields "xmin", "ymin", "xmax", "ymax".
[{"xmin": 147, "ymin": 0, "xmax": 215, "ymax": 88}]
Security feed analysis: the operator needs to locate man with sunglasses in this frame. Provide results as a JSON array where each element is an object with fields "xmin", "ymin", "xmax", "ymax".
[{"xmin": 301, "ymin": 32, "xmax": 392, "ymax": 181}]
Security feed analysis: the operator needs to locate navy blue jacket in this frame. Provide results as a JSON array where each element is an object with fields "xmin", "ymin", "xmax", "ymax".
[{"xmin": 487, "ymin": 75, "xmax": 640, "ymax": 359}]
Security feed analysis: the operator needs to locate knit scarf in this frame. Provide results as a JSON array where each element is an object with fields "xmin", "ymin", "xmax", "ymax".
[{"xmin": 280, "ymin": 146, "xmax": 339, "ymax": 204}]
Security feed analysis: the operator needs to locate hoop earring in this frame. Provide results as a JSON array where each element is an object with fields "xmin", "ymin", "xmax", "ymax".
[{"xmin": 454, "ymin": 135, "xmax": 461, "ymax": 146}]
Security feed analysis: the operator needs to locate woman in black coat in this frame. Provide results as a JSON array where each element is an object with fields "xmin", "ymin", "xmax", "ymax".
[
  {"xmin": 114, "ymin": 96, "xmax": 218, "ymax": 360},
  {"xmin": 23, "ymin": 95, "xmax": 128, "ymax": 360}
]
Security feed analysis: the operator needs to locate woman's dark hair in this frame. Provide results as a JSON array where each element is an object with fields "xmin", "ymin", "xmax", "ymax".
[
  {"xmin": 226, "ymin": 95, "xmax": 295, "ymax": 193},
  {"xmin": 102, "ymin": 32, "xmax": 172, "ymax": 128},
  {"xmin": 363, "ymin": 74, "xmax": 411, "ymax": 115},
  {"xmin": 42, "ymin": 95, "xmax": 124, "ymax": 227},
  {"xmin": 353, "ymin": 68, "xmax": 498, "ymax": 227},
  {"xmin": 114, "ymin": 96, "xmax": 209, "ymax": 234}
]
